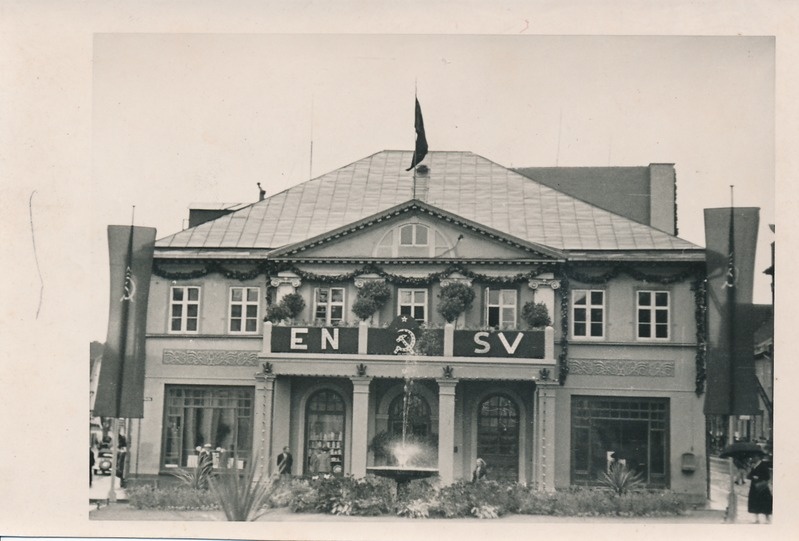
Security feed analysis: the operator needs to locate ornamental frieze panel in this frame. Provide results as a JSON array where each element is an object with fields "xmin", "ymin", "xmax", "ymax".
[
  {"xmin": 568, "ymin": 359, "xmax": 675, "ymax": 377},
  {"xmin": 163, "ymin": 349, "xmax": 259, "ymax": 366}
]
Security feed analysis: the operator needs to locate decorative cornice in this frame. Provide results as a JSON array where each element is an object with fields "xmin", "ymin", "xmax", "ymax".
[
  {"xmin": 528, "ymin": 278, "xmax": 561, "ymax": 290},
  {"xmin": 568, "ymin": 359, "xmax": 675, "ymax": 377},
  {"xmin": 163, "ymin": 349, "xmax": 259, "ymax": 366},
  {"xmin": 270, "ymin": 276, "xmax": 301, "ymax": 288},
  {"xmin": 439, "ymin": 272, "xmax": 473, "ymax": 288}
]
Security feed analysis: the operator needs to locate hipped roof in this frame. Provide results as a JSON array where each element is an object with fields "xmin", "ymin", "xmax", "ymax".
[{"xmin": 156, "ymin": 150, "xmax": 702, "ymax": 254}]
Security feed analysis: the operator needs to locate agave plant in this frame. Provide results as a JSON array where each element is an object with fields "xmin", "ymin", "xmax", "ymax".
[
  {"xmin": 600, "ymin": 462, "xmax": 644, "ymax": 496},
  {"xmin": 168, "ymin": 463, "xmax": 212, "ymax": 490},
  {"xmin": 208, "ymin": 452, "xmax": 273, "ymax": 521}
]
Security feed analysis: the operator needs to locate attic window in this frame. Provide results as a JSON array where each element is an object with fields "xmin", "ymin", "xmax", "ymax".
[
  {"xmin": 373, "ymin": 222, "xmax": 453, "ymax": 258},
  {"xmin": 400, "ymin": 224, "xmax": 428, "ymax": 246}
]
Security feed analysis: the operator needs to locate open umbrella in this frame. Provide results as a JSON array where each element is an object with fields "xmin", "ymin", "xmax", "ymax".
[{"xmin": 719, "ymin": 441, "xmax": 766, "ymax": 460}]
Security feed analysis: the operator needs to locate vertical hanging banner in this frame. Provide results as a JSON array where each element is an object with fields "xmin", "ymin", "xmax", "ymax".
[
  {"xmin": 703, "ymin": 207, "xmax": 760, "ymax": 415},
  {"xmin": 93, "ymin": 225, "xmax": 157, "ymax": 419}
]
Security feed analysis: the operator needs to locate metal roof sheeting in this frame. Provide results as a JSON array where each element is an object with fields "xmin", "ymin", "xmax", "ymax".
[{"xmin": 156, "ymin": 151, "xmax": 701, "ymax": 253}]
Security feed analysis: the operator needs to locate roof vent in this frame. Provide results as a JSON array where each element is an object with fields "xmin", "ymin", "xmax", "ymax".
[{"xmin": 257, "ymin": 182, "xmax": 266, "ymax": 201}]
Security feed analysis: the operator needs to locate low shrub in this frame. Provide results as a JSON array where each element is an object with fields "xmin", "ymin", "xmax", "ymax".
[
  {"xmin": 600, "ymin": 463, "xmax": 644, "ymax": 495},
  {"xmin": 396, "ymin": 499, "xmax": 432, "ymax": 519},
  {"xmin": 311, "ymin": 475, "xmax": 396, "ymax": 516},
  {"xmin": 126, "ymin": 484, "xmax": 218, "ymax": 510},
  {"xmin": 617, "ymin": 490, "xmax": 687, "ymax": 517}
]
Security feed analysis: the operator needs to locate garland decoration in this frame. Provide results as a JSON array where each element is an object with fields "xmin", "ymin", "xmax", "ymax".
[
  {"xmin": 563, "ymin": 263, "xmax": 697, "ymax": 286},
  {"xmin": 153, "ymin": 260, "xmax": 271, "ymax": 281},
  {"xmin": 557, "ymin": 275, "xmax": 570, "ymax": 386},
  {"xmin": 691, "ymin": 277, "xmax": 708, "ymax": 396},
  {"xmin": 282, "ymin": 262, "xmax": 545, "ymax": 287}
]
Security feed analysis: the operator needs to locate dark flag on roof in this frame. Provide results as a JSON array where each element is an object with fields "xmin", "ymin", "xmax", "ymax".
[
  {"xmin": 93, "ymin": 225, "xmax": 156, "ymax": 419},
  {"xmin": 405, "ymin": 98, "xmax": 428, "ymax": 171},
  {"xmin": 703, "ymin": 207, "xmax": 760, "ymax": 415}
]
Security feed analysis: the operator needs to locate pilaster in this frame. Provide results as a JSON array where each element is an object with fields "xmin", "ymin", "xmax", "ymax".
[
  {"xmin": 436, "ymin": 378, "xmax": 459, "ymax": 484},
  {"xmin": 254, "ymin": 369, "xmax": 276, "ymax": 477},
  {"xmin": 350, "ymin": 376, "xmax": 372, "ymax": 477},
  {"xmin": 533, "ymin": 382, "xmax": 558, "ymax": 492}
]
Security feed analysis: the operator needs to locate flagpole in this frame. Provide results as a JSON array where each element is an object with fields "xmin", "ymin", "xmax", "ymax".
[
  {"xmin": 412, "ymin": 82, "xmax": 417, "ymax": 200},
  {"xmin": 108, "ymin": 206, "xmax": 135, "ymax": 502},
  {"xmin": 725, "ymin": 186, "xmax": 737, "ymax": 522}
]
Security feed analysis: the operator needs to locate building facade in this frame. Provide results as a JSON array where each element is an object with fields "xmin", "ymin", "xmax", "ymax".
[{"xmin": 131, "ymin": 151, "xmax": 708, "ymax": 502}]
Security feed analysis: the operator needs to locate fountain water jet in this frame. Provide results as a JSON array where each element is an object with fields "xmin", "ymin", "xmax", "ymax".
[{"xmin": 367, "ymin": 324, "xmax": 439, "ymax": 495}]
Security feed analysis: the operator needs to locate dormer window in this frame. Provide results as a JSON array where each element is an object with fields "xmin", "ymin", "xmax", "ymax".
[{"xmin": 399, "ymin": 224, "xmax": 428, "ymax": 247}]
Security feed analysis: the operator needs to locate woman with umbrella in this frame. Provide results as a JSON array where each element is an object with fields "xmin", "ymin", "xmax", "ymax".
[{"xmin": 746, "ymin": 454, "xmax": 772, "ymax": 523}]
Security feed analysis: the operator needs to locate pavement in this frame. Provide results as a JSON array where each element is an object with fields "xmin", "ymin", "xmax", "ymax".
[{"xmin": 89, "ymin": 471, "xmax": 127, "ymax": 510}]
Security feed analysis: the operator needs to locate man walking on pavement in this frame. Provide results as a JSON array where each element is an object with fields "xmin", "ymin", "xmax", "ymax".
[{"xmin": 277, "ymin": 446, "xmax": 293, "ymax": 478}]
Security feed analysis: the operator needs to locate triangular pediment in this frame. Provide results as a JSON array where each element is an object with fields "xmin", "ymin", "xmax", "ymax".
[{"xmin": 267, "ymin": 200, "xmax": 565, "ymax": 262}]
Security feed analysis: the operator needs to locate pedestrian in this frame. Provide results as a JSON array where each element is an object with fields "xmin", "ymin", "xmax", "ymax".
[
  {"xmin": 116, "ymin": 433, "xmax": 128, "ymax": 488},
  {"xmin": 89, "ymin": 447, "xmax": 95, "ymax": 487},
  {"xmin": 733, "ymin": 457, "xmax": 749, "ymax": 485},
  {"xmin": 746, "ymin": 455, "xmax": 772, "ymax": 523},
  {"xmin": 316, "ymin": 446, "xmax": 332, "ymax": 474},
  {"xmin": 277, "ymin": 446, "xmax": 293, "ymax": 478},
  {"xmin": 472, "ymin": 458, "xmax": 488, "ymax": 483}
]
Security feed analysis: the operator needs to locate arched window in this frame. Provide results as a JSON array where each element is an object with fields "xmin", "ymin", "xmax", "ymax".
[
  {"xmin": 305, "ymin": 389, "xmax": 345, "ymax": 474},
  {"xmin": 477, "ymin": 394, "xmax": 520, "ymax": 482},
  {"xmin": 373, "ymin": 222, "xmax": 453, "ymax": 258},
  {"xmin": 388, "ymin": 392, "xmax": 431, "ymax": 438}
]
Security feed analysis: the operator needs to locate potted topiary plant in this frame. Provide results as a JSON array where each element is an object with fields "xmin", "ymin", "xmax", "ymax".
[
  {"xmin": 521, "ymin": 301, "xmax": 551, "ymax": 329},
  {"xmin": 436, "ymin": 282, "xmax": 476, "ymax": 326},
  {"xmin": 352, "ymin": 281, "xmax": 391, "ymax": 322},
  {"xmin": 264, "ymin": 292, "xmax": 305, "ymax": 324}
]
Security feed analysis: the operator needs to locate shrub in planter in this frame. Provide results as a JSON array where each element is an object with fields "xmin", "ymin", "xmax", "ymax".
[
  {"xmin": 264, "ymin": 303, "xmax": 290, "ymax": 323},
  {"xmin": 436, "ymin": 283, "xmax": 476, "ymax": 324},
  {"xmin": 352, "ymin": 281, "xmax": 391, "ymax": 321},
  {"xmin": 521, "ymin": 301, "xmax": 551, "ymax": 328},
  {"xmin": 279, "ymin": 292, "xmax": 306, "ymax": 321}
]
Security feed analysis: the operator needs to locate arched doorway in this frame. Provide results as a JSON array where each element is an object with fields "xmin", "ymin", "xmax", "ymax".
[
  {"xmin": 388, "ymin": 393, "xmax": 431, "ymax": 438},
  {"xmin": 477, "ymin": 394, "xmax": 520, "ymax": 482},
  {"xmin": 305, "ymin": 389, "xmax": 346, "ymax": 475}
]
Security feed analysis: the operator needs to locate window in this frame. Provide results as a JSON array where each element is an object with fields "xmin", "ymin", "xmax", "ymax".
[
  {"xmin": 486, "ymin": 288, "xmax": 517, "ymax": 328},
  {"xmin": 229, "ymin": 287, "xmax": 260, "ymax": 333},
  {"xmin": 162, "ymin": 386, "xmax": 253, "ymax": 468},
  {"xmin": 477, "ymin": 394, "xmax": 520, "ymax": 482},
  {"xmin": 398, "ymin": 288, "xmax": 427, "ymax": 322},
  {"xmin": 571, "ymin": 396, "xmax": 669, "ymax": 487},
  {"xmin": 572, "ymin": 289, "xmax": 604, "ymax": 338},
  {"xmin": 314, "ymin": 287, "xmax": 345, "ymax": 325},
  {"xmin": 170, "ymin": 286, "xmax": 200, "ymax": 333},
  {"xmin": 399, "ymin": 224, "xmax": 429, "ymax": 246},
  {"xmin": 306, "ymin": 390, "xmax": 346, "ymax": 474},
  {"xmin": 637, "ymin": 291, "xmax": 669, "ymax": 339}
]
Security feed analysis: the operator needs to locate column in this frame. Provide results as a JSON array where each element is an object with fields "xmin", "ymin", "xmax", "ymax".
[
  {"xmin": 528, "ymin": 275, "xmax": 561, "ymax": 327},
  {"xmin": 254, "ymin": 370, "xmax": 276, "ymax": 477},
  {"xmin": 437, "ymin": 378, "xmax": 458, "ymax": 484},
  {"xmin": 533, "ymin": 382, "xmax": 558, "ymax": 492},
  {"xmin": 350, "ymin": 376, "xmax": 372, "ymax": 477},
  {"xmin": 270, "ymin": 272, "xmax": 301, "ymax": 303}
]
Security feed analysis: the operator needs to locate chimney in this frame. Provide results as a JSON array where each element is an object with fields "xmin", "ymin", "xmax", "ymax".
[
  {"xmin": 648, "ymin": 164, "xmax": 677, "ymax": 236},
  {"xmin": 257, "ymin": 182, "xmax": 266, "ymax": 202}
]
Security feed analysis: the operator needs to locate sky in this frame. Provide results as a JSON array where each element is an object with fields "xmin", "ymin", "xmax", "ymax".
[{"xmin": 90, "ymin": 34, "xmax": 775, "ymax": 341}]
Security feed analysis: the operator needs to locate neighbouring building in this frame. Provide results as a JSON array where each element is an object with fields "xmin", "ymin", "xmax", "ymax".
[{"xmin": 131, "ymin": 150, "xmax": 708, "ymax": 503}]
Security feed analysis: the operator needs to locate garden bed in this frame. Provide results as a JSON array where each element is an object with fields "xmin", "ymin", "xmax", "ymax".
[{"xmin": 126, "ymin": 475, "xmax": 689, "ymax": 519}]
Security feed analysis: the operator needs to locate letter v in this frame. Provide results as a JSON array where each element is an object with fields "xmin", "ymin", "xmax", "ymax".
[{"xmin": 497, "ymin": 332, "xmax": 523, "ymax": 355}]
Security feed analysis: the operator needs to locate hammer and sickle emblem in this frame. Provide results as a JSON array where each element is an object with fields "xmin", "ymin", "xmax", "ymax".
[
  {"xmin": 121, "ymin": 266, "xmax": 137, "ymax": 301},
  {"xmin": 394, "ymin": 329, "xmax": 417, "ymax": 354}
]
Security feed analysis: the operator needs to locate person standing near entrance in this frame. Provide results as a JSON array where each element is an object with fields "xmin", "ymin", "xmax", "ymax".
[
  {"xmin": 316, "ymin": 446, "xmax": 332, "ymax": 474},
  {"xmin": 472, "ymin": 458, "xmax": 488, "ymax": 483},
  {"xmin": 277, "ymin": 446, "xmax": 293, "ymax": 477},
  {"xmin": 747, "ymin": 455, "xmax": 773, "ymax": 523}
]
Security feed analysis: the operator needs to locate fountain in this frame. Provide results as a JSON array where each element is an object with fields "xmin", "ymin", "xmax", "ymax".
[{"xmin": 367, "ymin": 335, "xmax": 439, "ymax": 496}]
